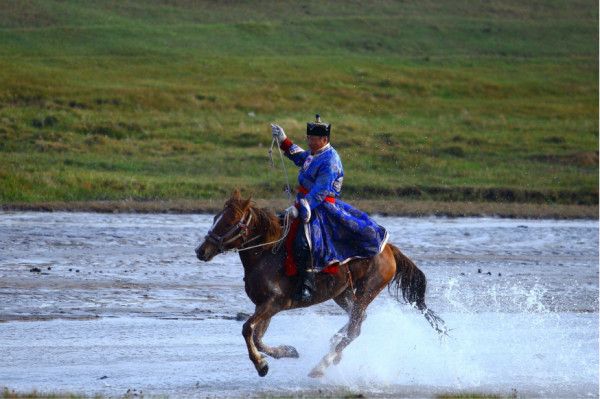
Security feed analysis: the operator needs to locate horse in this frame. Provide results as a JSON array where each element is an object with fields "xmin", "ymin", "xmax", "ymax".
[{"xmin": 195, "ymin": 190, "xmax": 446, "ymax": 378}]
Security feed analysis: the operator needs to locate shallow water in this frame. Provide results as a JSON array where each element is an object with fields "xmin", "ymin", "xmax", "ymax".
[{"xmin": 0, "ymin": 212, "xmax": 598, "ymax": 398}]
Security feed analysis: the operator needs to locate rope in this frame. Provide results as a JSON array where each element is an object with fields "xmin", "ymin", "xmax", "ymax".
[
  {"xmin": 228, "ymin": 135, "xmax": 296, "ymax": 255},
  {"xmin": 269, "ymin": 137, "xmax": 293, "ymax": 204},
  {"xmin": 346, "ymin": 264, "xmax": 357, "ymax": 301}
]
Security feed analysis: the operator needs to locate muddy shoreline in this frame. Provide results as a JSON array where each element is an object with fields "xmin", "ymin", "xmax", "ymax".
[{"xmin": 1, "ymin": 199, "xmax": 597, "ymax": 219}]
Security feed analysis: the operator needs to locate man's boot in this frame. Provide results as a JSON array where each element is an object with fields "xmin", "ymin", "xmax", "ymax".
[
  {"xmin": 293, "ymin": 264, "xmax": 316, "ymax": 302},
  {"xmin": 299, "ymin": 269, "xmax": 316, "ymax": 302},
  {"xmin": 293, "ymin": 226, "xmax": 315, "ymax": 302}
]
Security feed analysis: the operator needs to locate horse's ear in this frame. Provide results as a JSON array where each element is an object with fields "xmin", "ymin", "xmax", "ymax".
[
  {"xmin": 243, "ymin": 192, "xmax": 253, "ymax": 209},
  {"xmin": 240, "ymin": 199, "xmax": 250, "ymax": 211},
  {"xmin": 230, "ymin": 189, "xmax": 241, "ymax": 201},
  {"xmin": 242, "ymin": 195, "xmax": 253, "ymax": 211}
]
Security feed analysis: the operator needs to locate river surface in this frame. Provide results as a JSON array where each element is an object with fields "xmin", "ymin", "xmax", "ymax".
[{"xmin": 0, "ymin": 212, "xmax": 598, "ymax": 398}]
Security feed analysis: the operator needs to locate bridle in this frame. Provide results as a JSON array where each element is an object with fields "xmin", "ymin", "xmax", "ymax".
[
  {"xmin": 203, "ymin": 136, "xmax": 295, "ymax": 255},
  {"xmin": 205, "ymin": 209, "xmax": 260, "ymax": 254},
  {"xmin": 204, "ymin": 207, "xmax": 293, "ymax": 254}
]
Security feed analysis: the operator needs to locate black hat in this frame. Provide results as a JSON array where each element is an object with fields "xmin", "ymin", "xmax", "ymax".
[{"xmin": 306, "ymin": 114, "xmax": 331, "ymax": 137}]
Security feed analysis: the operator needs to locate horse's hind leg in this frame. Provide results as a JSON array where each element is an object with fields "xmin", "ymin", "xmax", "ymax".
[
  {"xmin": 330, "ymin": 289, "xmax": 352, "ymax": 344},
  {"xmin": 330, "ymin": 288, "xmax": 365, "ymax": 348},
  {"xmin": 254, "ymin": 317, "xmax": 299, "ymax": 359},
  {"xmin": 309, "ymin": 299, "xmax": 369, "ymax": 378},
  {"xmin": 309, "ymin": 286, "xmax": 377, "ymax": 377},
  {"xmin": 309, "ymin": 256, "xmax": 394, "ymax": 378}
]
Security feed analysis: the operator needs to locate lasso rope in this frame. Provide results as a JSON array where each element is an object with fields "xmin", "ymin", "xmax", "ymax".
[
  {"xmin": 269, "ymin": 137, "xmax": 293, "ymax": 205},
  {"xmin": 232, "ymin": 139, "xmax": 296, "ymax": 254}
]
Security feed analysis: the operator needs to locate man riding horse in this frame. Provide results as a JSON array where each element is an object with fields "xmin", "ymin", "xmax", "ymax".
[
  {"xmin": 196, "ymin": 116, "xmax": 446, "ymax": 377},
  {"xmin": 271, "ymin": 115, "xmax": 389, "ymax": 302}
]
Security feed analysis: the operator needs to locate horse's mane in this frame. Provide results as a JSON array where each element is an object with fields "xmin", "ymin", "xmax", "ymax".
[{"xmin": 225, "ymin": 194, "xmax": 282, "ymax": 249}]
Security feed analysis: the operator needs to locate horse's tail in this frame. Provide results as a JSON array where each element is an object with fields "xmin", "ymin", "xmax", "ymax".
[
  {"xmin": 388, "ymin": 244, "xmax": 427, "ymax": 309},
  {"xmin": 388, "ymin": 244, "xmax": 448, "ymax": 335}
]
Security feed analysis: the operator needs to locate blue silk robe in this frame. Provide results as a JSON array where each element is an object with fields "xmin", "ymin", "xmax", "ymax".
[{"xmin": 281, "ymin": 138, "xmax": 389, "ymax": 270}]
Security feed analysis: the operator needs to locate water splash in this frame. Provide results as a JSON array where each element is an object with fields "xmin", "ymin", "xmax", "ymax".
[{"xmin": 289, "ymin": 301, "xmax": 598, "ymax": 397}]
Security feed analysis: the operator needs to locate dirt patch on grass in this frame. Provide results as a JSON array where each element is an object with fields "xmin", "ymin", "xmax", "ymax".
[
  {"xmin": 530, "ymin": 151, "xmax": 599, "ymax": 167},
  {"xmin": 572, "ymin": 151, "xmax": 599, "ymax": 167}
]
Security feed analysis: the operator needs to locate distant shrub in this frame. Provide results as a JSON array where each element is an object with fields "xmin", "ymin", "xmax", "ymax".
[
  {"xmin": 94, "ymin": 98, "xmax": 122, "ymax": 106},
  {"xmin": 440, "ymin": 145, "xmax": 465, "ymax": 157},
  {"xmin": 68, "ymin": 100, "xmax": 87, "ymax": 109},
  {"xmin": 375, "ymin": 132, "xmax": 398, "ymax": 146},
  {"xmin": 90, "ymin": 125, "xmax": 124, "ymax": 139},
  {"xmin": 195, "ymin": 94, "xmax": 217, "ymax": 102},
  {"xmin": 31, "ymin": 115, "xmax": 58, "ymax": 129},
  {"xmin": 82, "ymin": 122, "xmax": 145, "ymax": 140},
  {"xmin": 44, "ymin": 116, "xmax": 58, "ymax": 127},
  {"xmin": 542, "ymin": 136, "xmax": 566, "ymax": 144}
]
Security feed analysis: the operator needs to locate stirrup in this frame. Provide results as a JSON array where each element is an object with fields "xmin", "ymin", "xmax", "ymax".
[
  {"xmin": 292, "ymin": 285, "xmax": 312, "ymax": 302},
  {"xmin": 293, "ymin": 268, "xmax": 315, "ymax": 302},
  {"xmin": 300, "ymin": 286, "xmax": 313, "ymax": 302}
]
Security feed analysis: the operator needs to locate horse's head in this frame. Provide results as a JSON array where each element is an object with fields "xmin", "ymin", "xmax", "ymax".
[{"xmin": 195, "ymin": 190, "xmax": 254, "ymax": 262}]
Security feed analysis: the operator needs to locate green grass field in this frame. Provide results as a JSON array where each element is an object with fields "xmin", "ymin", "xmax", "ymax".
[{"xmin": 0, "ymin": 0, "xmax": 597, "ymax": 206}]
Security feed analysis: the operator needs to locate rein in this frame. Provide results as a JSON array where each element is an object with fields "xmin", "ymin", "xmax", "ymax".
[
  {"xmin": 205, "ymin": 208, "xmax": 293, "ymax": 254},
  {"xmin": 206, "ymin": 136, "xmax": 294, "ymax": 255}
]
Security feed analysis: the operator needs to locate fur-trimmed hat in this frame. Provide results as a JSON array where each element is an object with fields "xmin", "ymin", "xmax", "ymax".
[{"xmin": 306, "ymin": 114, "xmax": 331, "ymax": 137}]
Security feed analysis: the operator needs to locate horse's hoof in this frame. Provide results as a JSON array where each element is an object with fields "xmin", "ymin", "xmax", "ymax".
[
  {"xmin": 332, "ymin": 353, "xmax": 342, "ymax": 365},
  {"xmin": 269, "ymin": 345, "xmax": 299, "ymax": 359},
  {"xmin": 283, "ymin": 345, "xmax": 299, "ymax": 358},
  {"xmin": 257, "ymin": 360, "xmax": 269, "ymax": 377},
  {"xmin": 329, "ymin": 333, "xmax": 344, "ymax": 346},
  {"xmin": 308, "ymin": 367, "xmax": 324, "ymax": 378}
]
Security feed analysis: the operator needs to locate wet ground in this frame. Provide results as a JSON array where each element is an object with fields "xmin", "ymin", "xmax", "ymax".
[{"xmin": 0, "ymin": 212, "xmax": 598, "ymax": 398}]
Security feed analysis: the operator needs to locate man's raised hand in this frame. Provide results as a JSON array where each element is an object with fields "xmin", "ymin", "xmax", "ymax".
[{"xmin": 271, "ymin": 124, "xmax": 287, "ymax": 142}]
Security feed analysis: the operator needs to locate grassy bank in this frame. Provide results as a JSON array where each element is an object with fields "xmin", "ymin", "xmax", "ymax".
[
  {"xmin": 1, "ymin": 199, "xmax": 596, "ymax": 219},
  {"xmin": 0, "ymin": 1, "xmax": 597, "ymax": 208}
]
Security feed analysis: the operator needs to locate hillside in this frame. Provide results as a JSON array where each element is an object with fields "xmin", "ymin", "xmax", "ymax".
[{"xmin": 0, "ymin": 0, "xmax": 597, "ymax": 207}]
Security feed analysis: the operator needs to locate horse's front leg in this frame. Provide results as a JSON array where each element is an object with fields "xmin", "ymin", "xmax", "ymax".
[
  {"xmin": 254, "ymin": 317, "xmax": 300, "ymax": 359},
  {"xmin": 242, "ymin": 301, "xmax": 277, "ymax": 377}
]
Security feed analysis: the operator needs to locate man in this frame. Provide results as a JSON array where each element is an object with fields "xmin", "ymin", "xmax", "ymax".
[{"xmin": 271, "ymin": 115, "xmax": 388, "ymax": 302}]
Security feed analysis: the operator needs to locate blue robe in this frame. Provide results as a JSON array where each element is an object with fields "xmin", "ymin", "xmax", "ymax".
[{"xmin": 282, "ymin": 139, "xmax": 388, "ymax": 270}]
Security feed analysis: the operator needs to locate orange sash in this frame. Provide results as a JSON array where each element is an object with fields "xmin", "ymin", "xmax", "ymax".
[{"xmin": 297, "ymin": 186, "xmax": 335, "ymax": 203}]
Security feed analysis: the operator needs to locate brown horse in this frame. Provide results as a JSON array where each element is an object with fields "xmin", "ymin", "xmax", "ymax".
[{"xmin": 195, "ymin": 191, "xmax": 446, "ymax": 378}]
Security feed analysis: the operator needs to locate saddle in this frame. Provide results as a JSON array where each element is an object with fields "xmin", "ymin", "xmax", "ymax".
[{"xmin": 279, "ymin": 215, "xmax": 339, "ymax": 277}]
